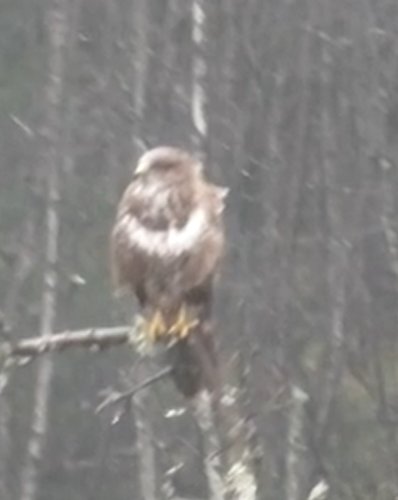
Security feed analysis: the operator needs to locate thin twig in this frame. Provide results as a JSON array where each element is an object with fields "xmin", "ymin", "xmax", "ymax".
[{"xmin": 96, "ymin": 366, "xmax": 172, "ymax": 414}]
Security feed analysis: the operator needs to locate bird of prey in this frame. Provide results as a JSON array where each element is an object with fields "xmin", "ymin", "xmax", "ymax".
[{"xmin": 110, "ymin": 147, "xmax": 227, "ymax": 395}]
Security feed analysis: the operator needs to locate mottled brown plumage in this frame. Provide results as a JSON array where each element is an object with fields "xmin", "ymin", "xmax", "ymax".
[{"xmin": 110, "ymin": 146, "xmax": 227, "ymax": 396}]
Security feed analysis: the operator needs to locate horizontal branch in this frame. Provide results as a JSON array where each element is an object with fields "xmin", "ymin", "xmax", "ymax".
[{"xmin": 7, "ymin": 326, "xmax": 131, "ymax": 358}]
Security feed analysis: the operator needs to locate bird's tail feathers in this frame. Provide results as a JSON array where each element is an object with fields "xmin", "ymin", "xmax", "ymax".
[{"xmin": 167, "ymin": 320, "xmax": 219, "ymax": 398}]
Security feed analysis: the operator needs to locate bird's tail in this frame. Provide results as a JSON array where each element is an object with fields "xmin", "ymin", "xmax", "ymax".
[{"xmin": 167, "ymin": 321, "xmax": 219, "ymax": 398}]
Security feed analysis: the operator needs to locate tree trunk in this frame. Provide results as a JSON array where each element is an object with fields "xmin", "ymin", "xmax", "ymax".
[
  {"xmin": 191, "ymin": 0, "xmax": 207, "ymax": 154},
  {"xmin": 131, "ymin": 0, "xmax": 149, "ymax": 154},
  {"xmin": 191, "ymin": 391, "xmax": 225, "ymax": 500},
  {"xmin": 285, "ymin": 385, "xmax": 309, "ymax": 500},
  {"xmin": 18, "ymin": 2, "xmax": 67, "ymax": 499},
  {"xmin": 134, "ymin": 368, "xmax": 157, "ymax": 500}
]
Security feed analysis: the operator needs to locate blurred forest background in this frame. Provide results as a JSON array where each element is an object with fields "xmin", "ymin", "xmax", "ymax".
[{"xmin": 1, "ymin": 0, "xmax": 398, "ymax": 499}]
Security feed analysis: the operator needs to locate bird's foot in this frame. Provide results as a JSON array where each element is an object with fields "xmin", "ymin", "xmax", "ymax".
[
  {"xmin": 146, "ymin": 310, "xmax": 167, "ymax": 342},
  {"xmin": 168, "ymin": 305, "xmax": 199, "ymax": 339}
]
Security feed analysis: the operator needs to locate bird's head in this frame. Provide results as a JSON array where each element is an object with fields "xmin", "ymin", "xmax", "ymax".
[{"xmin": 134, "ymin": 147, "xmax": 203, "ymax": 180}]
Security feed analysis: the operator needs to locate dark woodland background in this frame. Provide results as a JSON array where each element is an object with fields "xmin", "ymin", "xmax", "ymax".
[{"xmin": 1, "ymin": 0, "xmax": 398, "ymax": 499}]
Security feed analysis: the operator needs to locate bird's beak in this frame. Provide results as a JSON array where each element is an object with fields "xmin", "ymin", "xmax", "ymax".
[
  {"xmin": 134, "ymin": 156, "xmax": 151, "ymax": 175},
  {"xmin": 134, "ymin": 164, "xmax": 146, "ymax": 175}
]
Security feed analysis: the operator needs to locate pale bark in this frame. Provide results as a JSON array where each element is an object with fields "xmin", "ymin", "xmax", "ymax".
[
  {"xmin": 380, "ymin": 170, "xmax": 398, "ymax": 278},
  {"xmin": 134, "ymin": 399, "xmax": 156, "ymax": 500},
  {"xmin": 131, "ymin": 0, "xmax": 149, "ymax": 153},
  {"xmin": 217, "ymin": 387, "xmax": 258, "ymax": 500},
  {"xmin": 221, "ymin": 0, "xmax": 237, "ymax": 111},
  {"xmin": 60, "ymin": 0, "xmax": 81, "ymax": 176},
  {"xmin": 190, "ymin": 2, "xmax": 226, "ymax": 497},
  {"xmin": 191, "ymin": 3, "xmax": 259, "ymax": 498},
  {"xmin": 285, "ymin": 386, "xmax": 309, "ymax": 500},
  {"xmin": 127, "ymin": 4, "xmax": 158, "ymax": 498},
  {"xmin": 102, "ymin": 0, "xmax": 120, "ymax": 200},
  {"xmin": 134, "ymin": 364, "xmax": 157, "ymax": 500},
  {"xmin": 307, "ymin": 480, "xmax": 329, "ymax": 500},
  {"xmin": 191, "ymin": 0, "xmax": 207, "ymax": 153},
  {"xmin": 191, "ymin": 392, "xmax": 225, "ymax": 500},
  {"xmin": 18, "ymin": 2, "xmax": 67, "ymax": 499},
  {"xmin": 9, "ymin": 326, "xmax": 131, "ymax": 357}
]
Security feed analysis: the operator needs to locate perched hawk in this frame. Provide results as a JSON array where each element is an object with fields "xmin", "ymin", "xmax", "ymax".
[{"xmin": 111, "ymin": 147, "xmax": 227, "ymax": 396}]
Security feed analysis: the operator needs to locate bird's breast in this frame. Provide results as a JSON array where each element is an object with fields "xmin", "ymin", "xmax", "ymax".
[{"xmin": 118, "ymin": 208, "xmax": 208, "ymax": 260}]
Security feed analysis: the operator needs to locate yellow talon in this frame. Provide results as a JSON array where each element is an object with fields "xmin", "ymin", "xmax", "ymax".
[
  {"xmin": 168, "ymin": 305, "xmax": 199, "ymax": 339},
  {"xmin": 146, "ymin": 310, "xmax": 167, "ymax": 342}
]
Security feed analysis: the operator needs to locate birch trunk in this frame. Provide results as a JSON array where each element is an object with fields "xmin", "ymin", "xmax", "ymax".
[
  {"xmin": 285, "ymin": 386, "xmax": 309, "ymax": 500},
  {"xmin": 191, "ymin": 392, "xmax": 225, "ymax": 500},
  {"xmin": 134, "ymin": 380, "xmax": 157, "ymax": 500},
  {"xmin": 18, "ymin": 2, "xmax": 66, "ymax": 499},
  {"xmin": 190, "ymin": 3, "xmax": 226, "ymax": 498},
  {"xmin": 127, "ymin": 4, "xmax": 157, "ymax": 498},
  {"xmin": 61, "ymin": 0, "xmax": 81, "ymax": 177},
  {"xmin": 191, "ymin": 0, "xmax": 207, "ymax": 154},
  {"xmin": 131, "ymin": 0, "xmax": 149, "ymax": 153}
]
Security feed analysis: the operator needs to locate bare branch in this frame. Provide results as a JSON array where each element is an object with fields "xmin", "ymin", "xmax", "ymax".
[
  {"xmin": 96, "ymin": 366, "xmax": 172, "ymax": 414},
  {"xmin": 7, "ymin": 326, "xmax": 131, "ymax": 358}
]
